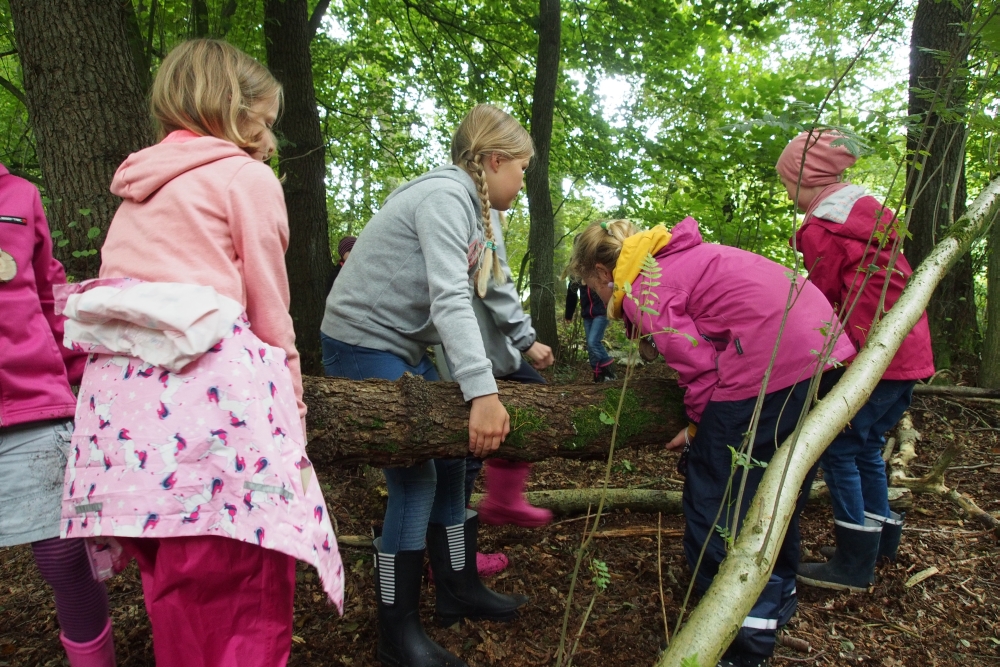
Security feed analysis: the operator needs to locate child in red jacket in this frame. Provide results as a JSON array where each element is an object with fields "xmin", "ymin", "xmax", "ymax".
[
  {"xmin": 777, "ymin": 130, "xmax": 935, "ymax": 591},
  {"xmin": 0, "ymin": 165, "xmax": 116, "ymax": 666}
]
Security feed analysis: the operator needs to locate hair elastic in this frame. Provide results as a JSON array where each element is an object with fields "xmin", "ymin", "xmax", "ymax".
[
  {"xmin": 485, "ymin": 241, "xmax": 497, "ymax": 251},
  {"xmin": 607, "ymin": 281, "xmax": 615, "ymax": 289},
  {"xmin": 600, "ymin": 221, "xmax": 614, "ymax": 235}
]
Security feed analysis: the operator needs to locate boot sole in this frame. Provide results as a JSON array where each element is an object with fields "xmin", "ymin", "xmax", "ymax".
[
  {"xmin": 436, "ymin": 609, "xmax": 520, "ymax": 627},
  {"xmin": 796, "ymin": 573, "xmax": 869, "ymax": 593}
]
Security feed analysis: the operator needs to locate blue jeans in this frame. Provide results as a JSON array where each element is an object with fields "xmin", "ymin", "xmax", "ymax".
[
  {"xmin": 822, "ymin": 379, "xmax": 915, "ymax": 525},
  {"xmin": 583, "ymin": 316, "xmax": 612, "ymax": 370},
  {"xmin": 321, "ymin": 333, "xmax": 467, "ymax": 553}
]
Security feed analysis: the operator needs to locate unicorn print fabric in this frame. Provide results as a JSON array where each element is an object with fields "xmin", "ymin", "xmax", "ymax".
[{"xmin": 57, "ymin": 279, "xmax": 344, "ymax": 611}]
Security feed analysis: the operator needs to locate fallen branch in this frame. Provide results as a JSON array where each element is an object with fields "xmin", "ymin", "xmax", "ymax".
[
  {"xmin": 913, "ymin": 384, "xmax": 1000, "ymax": 398},
  {"xmin": 889, "ymin": 414, "xmax": 1000, "ymax": 538},
  {"xmin": 304, "ymin": 375, "xmax": 686, "ymax": 467}
]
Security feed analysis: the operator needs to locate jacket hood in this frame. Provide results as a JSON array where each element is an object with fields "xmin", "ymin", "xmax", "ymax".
[
  {"xmin": 383, "ymin": 165, "xmax": 480, "ymax": 208},
  {"xmin": 659, "ymin": 216, "xmax": 703, "ymax": 256},
  {"xmin": 110, "ymin": 136, "xmax": 253, "ymax": 203}
]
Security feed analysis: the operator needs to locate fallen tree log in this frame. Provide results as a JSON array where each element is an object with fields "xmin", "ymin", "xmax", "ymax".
[
  {"xmin": 303, "ymin": 374, "xmax": 687, "ymax": 467},
  {"xmin": 913, "ymin": 384, "xmax": 1000, "ymax": 398}
]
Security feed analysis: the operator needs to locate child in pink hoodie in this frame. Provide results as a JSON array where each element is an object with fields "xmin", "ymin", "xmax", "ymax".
[
  {"xmin": 57, "ymin": 40, "xmax": 342, "ymax": 667},
  {"xmin": 568, "ymin": 217, "xmax": 856, "ymax": 667},
  {"xmin": 777, "ymin": 130, "xmax": 934, "ymax": 592},
  {"xmin": 0, "ymin": 166, "xmax": 116, "ymax": 666}
]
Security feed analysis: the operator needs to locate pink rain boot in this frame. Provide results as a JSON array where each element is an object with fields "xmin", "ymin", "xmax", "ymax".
[
  {"xmin": 60, "ymin": 619, "xmax": 116, "ymax": 667},
  {"xmin": 429, "ymin": 551, "xmax": 509, "ymax": 581},
  {"xmin": 477, "ymin": 459, "xmax": 553, "ymax": 528}
]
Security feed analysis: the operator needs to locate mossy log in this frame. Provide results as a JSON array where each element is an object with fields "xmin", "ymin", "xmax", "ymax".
[{"xmin": 303, "ymin": 374, "xmax": 687, "ymax": 467}]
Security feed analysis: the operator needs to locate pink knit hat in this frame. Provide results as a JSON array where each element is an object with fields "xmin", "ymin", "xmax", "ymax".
[{"xmin": 776, "ymin": 130, "xmax": 858, "ymax": 187}]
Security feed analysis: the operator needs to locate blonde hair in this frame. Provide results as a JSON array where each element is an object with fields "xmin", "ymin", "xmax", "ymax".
[
  {"xmin": 567, "ymin": 219, "xmax": 638, "ymax": 280},
  {"xmin": 451, "ymin": 104, "xmax": 534, "ymax": 296},
  {"xmin": 150, "ymin": 39, "xmax": 282, "ymax": 155}
]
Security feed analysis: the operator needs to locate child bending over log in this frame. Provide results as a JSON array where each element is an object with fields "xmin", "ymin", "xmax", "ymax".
[{"xmin": 567, "ymin": 216, "xmax": 856, "ymax": 667}]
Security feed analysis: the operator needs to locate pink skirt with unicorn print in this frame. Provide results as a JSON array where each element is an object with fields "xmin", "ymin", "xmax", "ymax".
[{"xmin": 61, "ymin": 316, "xmax": 344, "ymax": 611}]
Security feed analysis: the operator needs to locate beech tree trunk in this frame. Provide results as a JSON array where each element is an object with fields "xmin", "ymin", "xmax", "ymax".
[
  {"xmin": 525, "ymin": 0, "xmax": 561, "ymax": 352},
  {"xmin": 8, "ymin": 0, "xmax": 153, "ymax": 279},
  {"xmin": 984, "ymin": 214, "xmax": 1000, "ymax": 385},
  {"xmin": 264, "ymin": 0, "xmax": 334, "ymax": 375},
  {"xmin": 905, "ymin": 0, "xmax": 976, "ymax": 368},
  {"xmin": 303, "ymin": 375, "xmax": 686, "ymax": 467}
]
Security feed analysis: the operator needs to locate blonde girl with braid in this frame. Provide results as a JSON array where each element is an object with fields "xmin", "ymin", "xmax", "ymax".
[{"xmin": 320, "ymin": 103, "xmax": 532, "ymax": 667}]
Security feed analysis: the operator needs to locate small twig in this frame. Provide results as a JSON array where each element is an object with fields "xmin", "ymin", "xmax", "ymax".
[{"xmin": 657, "ymin": 513, "xmax": 670, "ymax": 647}]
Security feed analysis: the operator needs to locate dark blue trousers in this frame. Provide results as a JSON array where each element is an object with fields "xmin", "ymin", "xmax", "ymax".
[{"xmin": 683, "ymin": 369, "xmax": 841, "ymax": 658}]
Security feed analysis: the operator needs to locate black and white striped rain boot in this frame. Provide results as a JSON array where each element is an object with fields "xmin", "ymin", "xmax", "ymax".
[
  {"xmin": 373, "ymin": 538, "xmax": 466, "ymax": 667},
  {"xmin": 426, "ymin": 510, "xmax": 528, "ymax": 627}
]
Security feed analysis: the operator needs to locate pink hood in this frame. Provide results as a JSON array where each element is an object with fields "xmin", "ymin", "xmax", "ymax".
[
  {"xmin": 111, "ymin": 134, "xmax": 252, "ymax": 203},
  {"xmin": 622, "ymin": 217, "xmax": 856, "ymax": 423}
]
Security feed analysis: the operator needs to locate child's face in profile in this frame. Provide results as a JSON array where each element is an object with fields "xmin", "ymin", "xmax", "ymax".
[{"xmin": 245, "ymin": 96, "xmax": 280, "ymax": 162}]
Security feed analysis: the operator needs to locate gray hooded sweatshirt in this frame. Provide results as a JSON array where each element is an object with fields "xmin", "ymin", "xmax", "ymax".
[{"xmin": 320, "ymin": 166, "xmax": 497, "ymax": 400}]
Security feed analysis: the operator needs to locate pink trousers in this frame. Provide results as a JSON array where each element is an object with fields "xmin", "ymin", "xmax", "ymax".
[{"xmin": 123, "ymin": 535, "xmax": 295, "ymax": 667}]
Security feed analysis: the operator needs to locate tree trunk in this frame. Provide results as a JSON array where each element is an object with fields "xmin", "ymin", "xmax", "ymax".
[
  {"xmin": 905, "ymin": 0, "xmax": 976, "ymax": 369},
  {"xmin": 303, "ymin": 375, "xmax": 686, "ymax": 467},
  {"xmin": 525, "ymin": 0, "xmax": 561, "ymax": 352},
  {"xmin": 658, "ymin": 175, "xmax": 1000, "ymax": 667},
  {"xmin": 982, "ymin": 205, "xmax": 1000, "ymax": 386},
  {"xmin": 264, "ymin": 0, "xmax": 334, "ymax": 376},
  {"xmin": 8, "ymin": 0, "xmax": 153, "ymax": 279}
]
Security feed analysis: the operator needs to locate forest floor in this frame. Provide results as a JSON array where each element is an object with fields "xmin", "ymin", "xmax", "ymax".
[{"xmin": 2, "ymin": 359, "xmax": 999, "ymax": 666}]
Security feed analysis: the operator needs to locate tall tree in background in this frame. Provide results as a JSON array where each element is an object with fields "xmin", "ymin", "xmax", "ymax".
[
  {"xmin": 526, "ymin": 0, "xmax": 562, "ymax": 351},
  {"xmin": 905, "ymin": 0, "xmax": 976, "ymax": 369},
  {"xmin": 8, "ymin": 0, "xmax": 152, "ymax": 278},
  {"xmin": 264, "ymin": 0, "xmax": 333, "ymax": 374}
]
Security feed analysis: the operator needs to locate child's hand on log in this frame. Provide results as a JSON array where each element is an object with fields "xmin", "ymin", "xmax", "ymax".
[
  {"xmin": 469, "ymin": 393, "xmax": 510, "ymax": 457},
  {"xmin": 525, "ymin": 341, "xmax": 555, "ymax": 369}
]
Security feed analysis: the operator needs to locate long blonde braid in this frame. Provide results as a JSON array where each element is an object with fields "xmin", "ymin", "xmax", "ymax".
[{"xmin": 451, "ymin": 104, "xmax": 533, "ymax": 298}]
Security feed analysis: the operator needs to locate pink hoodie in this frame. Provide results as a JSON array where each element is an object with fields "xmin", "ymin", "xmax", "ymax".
[
  {"xmin": 0, "ymin": 165, "xmax": 87, "ymax": 427},
  {"xmin": 622, "ymin": 217, "xmax": 857, "ymax": 423},
  {"xmin": 99, "ymin": 132, "xmax": 304, "ymax": 417}
]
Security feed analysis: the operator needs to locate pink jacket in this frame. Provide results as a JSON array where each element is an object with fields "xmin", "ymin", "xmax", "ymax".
[
  {"xmin": 623, "ymin": 217, "xmax": 857, "ymax": 423},
  {"xmin": 0, "ymin": 166, "xmax": 86, "ymax": 427},
  {"xmin": 99, "ymin": 132, "xmax": 305, "ymax": 418},
  {"xmin": 794, "ymin": 190, "xmax": 934, "ymax": 381}
]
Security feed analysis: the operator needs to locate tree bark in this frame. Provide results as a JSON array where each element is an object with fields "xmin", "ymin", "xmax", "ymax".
[
  {"xmin": 905, "ymin": 0, "xmax": 976, "ymax": 369},
  {"xmin": 8, "ymin": 0, "xmax": 153, "ymax": 279},
  {"xmin": 264, "ymin": 0, "xmax": 334, "ymax": 376},
  {"xmin": 982, "ymin": 207, "xmax": 1000, "ymax": 386},
  {"xmin": 658, "ymin": 176, "xmax": 1000, "ymax": 666},
  {"xmin": 525, "ymin": 0, "xmax": 561, "ymax": 352},
  {"xmin": 303, "ymin": 375, "xmax": 687, "ymax": 467}
]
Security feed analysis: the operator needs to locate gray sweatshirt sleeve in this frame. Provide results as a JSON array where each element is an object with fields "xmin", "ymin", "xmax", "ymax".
[
  {"xmin": 414, "ymin": 189, "xmax": 498, "ymax": 400},
  {"xmin": 478, "ymin": 212, "xmax": 536, "ymax": 352}
]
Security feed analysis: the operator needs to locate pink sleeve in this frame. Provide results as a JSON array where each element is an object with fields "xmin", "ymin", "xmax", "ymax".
[
  {"xmin": 799, "ymin": 224, "xmax": 849, "ymax": 314},
  {"xmin": 226, "ymin": 161, "xmax": 306, "ymax": 420},
  {"xmin": 623, "ymin": 287, "xmax": 718, "ymax": 423},
  {"xmin": 31, "ymin": 188, "xmax": 87, "ymax": 384}
]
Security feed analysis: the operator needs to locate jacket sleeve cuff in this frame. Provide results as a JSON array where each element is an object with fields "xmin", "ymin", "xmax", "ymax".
[
  {"xmin": 455, "ymin": 368, "xmax": 499, "ymax": 402},
  {"xmin": 512, "ymin": 329, "xmax": 537, "ymax": 352}
]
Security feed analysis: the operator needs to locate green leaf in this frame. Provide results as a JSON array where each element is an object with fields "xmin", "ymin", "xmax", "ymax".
[
  {"xmin": 599, "ymin": 411, "xmax": 616, "ymax": 425},
  {"xmin": 57, "ymin": 239, "xmax": 69, "ymax": 248},
  {"xmin": 86, "ymin": 226, "xmax": 101, "ymax": 240},
  {"xmin": 50, "ymin": 230, "xmax": 62, "ymax": 238},
  {"xmin": 680, "ymin": 656, "xmax": 702, "ymax": 667},
  {"xmin": 78, "ymin": 208, "xmax": 91, "ymax": 216}
]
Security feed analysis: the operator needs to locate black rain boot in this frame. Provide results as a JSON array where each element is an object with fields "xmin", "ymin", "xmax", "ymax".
[
  {"xmin": 373, "ymin": 538, "xmax": 466, "ymax": 667},
  {"xmin": 426, "ymin": 510, "xmax": 528, "ymax": 627},
  {"xmin": 817, "ymin": 510, "xmax": 905, "ymax": 566},
  {"xmin": 876, "ymin": 510, "xmax": 904, "ymax": 563},
  {"xmin": 717, "ymin": 650, "xmax": 770, "ymax": 666},
  {"xmin": 797, "ymin": 519, "xmax": 881, "ymax": 592},
  {"xmin": 594, "ymin": 362, "xmax": 616, "ymax": 382}
]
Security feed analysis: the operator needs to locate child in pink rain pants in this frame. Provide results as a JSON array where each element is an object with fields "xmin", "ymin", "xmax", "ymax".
[
  {"xmin": 55, "ymin": 40, "xmax": 343, "ymax": 667},
  {"xmin": 0, "ymin": 166, "xmax": 116, "ymax": 666}
]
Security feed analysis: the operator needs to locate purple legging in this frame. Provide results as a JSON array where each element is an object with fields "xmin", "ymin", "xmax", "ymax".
[{"xmin": 31, "ymin": 537, "xmax": 110, "ymax": 643}]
